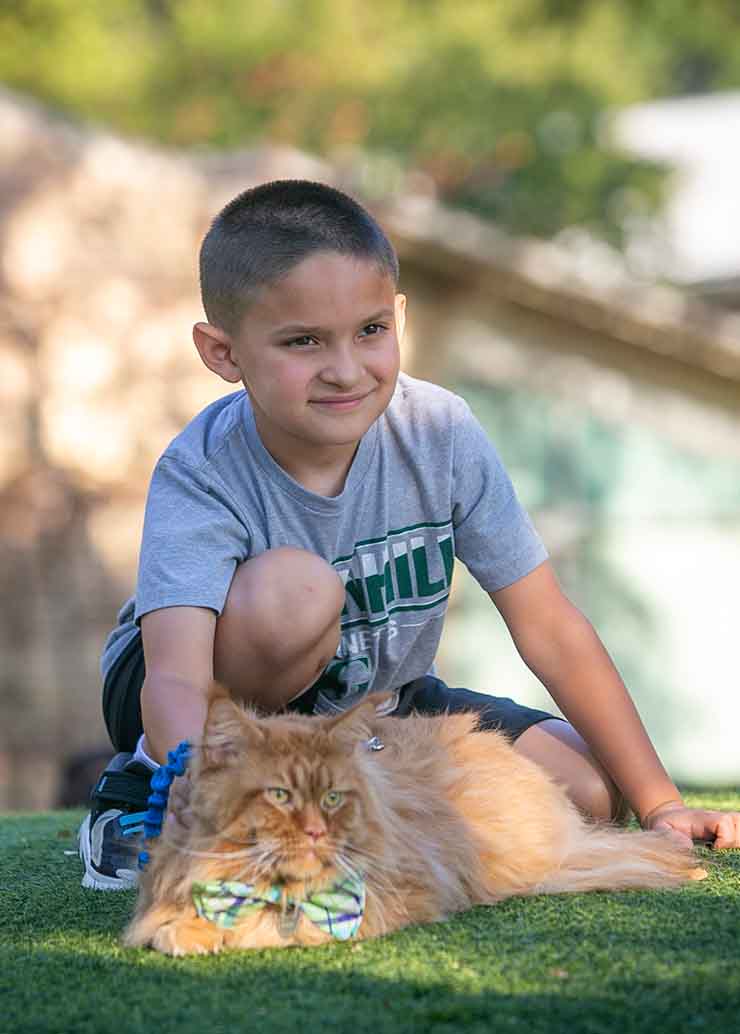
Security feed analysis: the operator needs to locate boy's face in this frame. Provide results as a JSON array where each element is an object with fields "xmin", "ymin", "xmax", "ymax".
[{"xmin": 194, "ymin": 251, "xmax": 405, "ymax": 479}]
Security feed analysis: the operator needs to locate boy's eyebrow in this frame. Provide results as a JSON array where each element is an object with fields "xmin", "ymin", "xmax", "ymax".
[{"xmin": 270, "ymin": 308, "xmax": 396, "ymax": 337}]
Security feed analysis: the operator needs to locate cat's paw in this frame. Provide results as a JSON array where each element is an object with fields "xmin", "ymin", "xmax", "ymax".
[{"xmin": 151, "ymin": 919, "xmax": 225, "ymax": 957}]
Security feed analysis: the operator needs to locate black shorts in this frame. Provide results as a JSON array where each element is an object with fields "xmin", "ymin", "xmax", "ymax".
[{"xmin": 102, "ymin": 631, "xmax": 562, "ymax": 753}]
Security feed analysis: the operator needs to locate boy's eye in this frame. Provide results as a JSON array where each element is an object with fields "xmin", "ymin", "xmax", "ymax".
[
  {"xmin": 284, "ymin": 325, "xmax": 386, "ymax": 347},
  {"xmin": 266, "ymin": 787, "xmax": 292, "ymax": 804},
  {"xmin": 285, "ymin": 335, "xmax": 315, "ymax": 348},
  {"xmin": 321, "ymin": 790, "xmax": 344, "ymax": 809}
]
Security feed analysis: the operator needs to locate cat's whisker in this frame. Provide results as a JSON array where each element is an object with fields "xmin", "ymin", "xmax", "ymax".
[
  {"xmin": 337, "ymin": 854, "xmax": 394, "ymax": 900},
  {"xmin": 334, "ymin": 854, "xmax": 361, "ymax": 884},
  {"xmin": 333, "ymin": 850, "xmax": 358, "ymax": 874},
  {"xmin": 338, "ymin": 837, "xmax": 380, "ymax": 859},
  {"xmin": 159, "ymin": 829, "xmax": 268, "ymax": 862},
  {"xmin": 340, "ymin": 842, "xmax": 379, "ymax": 860},
  {"xmin": 232, "ymin": 854, "xmax": 277, "ymax": 883},
  {"xmin": 245, "ymin": 848, "xmax": 281, "ymax": 880},
  {"xmin": 338, "ymin": 845, "xmax": 406, "ymax": 921},
  {"xmin": 172, "ymin": 838, "xmax": 283, "ymax": 884},
  {"xmin": 335, "ymin": 851, "xmax": 398, "ymax": 934},
  {"xmin": 334, "ymin": 848, "xmax": 374, "ymax": 881},
  {"xmin": 165, "ymin": 844, "xmax": 264, "ymax": 860},
  {"xmin": 340, "ymin": 843, "xmax": 388, "ymax": 873},
  {"xmin": 158, "ymin": 824, "xmax": 260, "ymax": 849}
]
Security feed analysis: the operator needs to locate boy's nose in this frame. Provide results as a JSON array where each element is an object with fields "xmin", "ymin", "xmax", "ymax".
[{"xmin": 322, "ymin": 343, "xmax": 363, "ymax": 385}]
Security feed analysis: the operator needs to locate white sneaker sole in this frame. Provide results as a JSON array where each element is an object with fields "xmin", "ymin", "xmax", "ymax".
[{"xmin": 78, "ymin": 812, "xmax": 140, "ymax": 891}]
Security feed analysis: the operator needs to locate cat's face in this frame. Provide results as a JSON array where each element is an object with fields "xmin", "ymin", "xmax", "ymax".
[{"xmin": 190, "ymin": 688, "xmax": 382, "ymax": 890}]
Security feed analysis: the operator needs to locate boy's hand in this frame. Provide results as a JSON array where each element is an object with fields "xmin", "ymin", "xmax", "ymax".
[{"xmin": 643, "ymin": 802, "xmax": 740, "ymax": 849}]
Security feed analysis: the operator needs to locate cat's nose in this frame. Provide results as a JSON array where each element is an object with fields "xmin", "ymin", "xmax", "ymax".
[
  {"xmin": 302, "ymin": 815, "xmax": 328, "ymax": 841},
  {"xmin": 301, "ymin": 804, "xmax": 328, "ymax": 842}
]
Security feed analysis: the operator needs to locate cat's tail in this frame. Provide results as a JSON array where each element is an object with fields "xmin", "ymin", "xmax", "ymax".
[{"xmin": 535, "ymin": 821, "xmax": 708, "ymax": 895}]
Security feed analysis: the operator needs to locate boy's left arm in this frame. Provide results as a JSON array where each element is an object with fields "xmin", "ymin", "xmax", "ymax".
[{"xmin": 490, "ymin": 560, "xmax": 740, "ymax": 849}]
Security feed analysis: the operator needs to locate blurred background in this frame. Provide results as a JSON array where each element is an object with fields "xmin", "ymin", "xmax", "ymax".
[{"xmin": 1, "ymin": 0, "xmax": 739, "ymax": 811}]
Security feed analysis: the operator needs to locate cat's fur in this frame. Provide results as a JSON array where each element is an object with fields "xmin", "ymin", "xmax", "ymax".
[{"xmin": 124, "ymin": 682, "xmax": 706, "ymax": 955}]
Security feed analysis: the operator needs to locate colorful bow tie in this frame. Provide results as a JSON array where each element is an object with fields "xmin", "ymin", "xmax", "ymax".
[{"xmin": 192, "ymin": 873, "xmax": 365, "ymax": 941}]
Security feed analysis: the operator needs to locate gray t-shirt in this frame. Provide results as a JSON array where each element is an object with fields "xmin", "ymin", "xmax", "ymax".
[{"xmin": 102, "ymin": 372, "xmax": 547, "ymax": 714}]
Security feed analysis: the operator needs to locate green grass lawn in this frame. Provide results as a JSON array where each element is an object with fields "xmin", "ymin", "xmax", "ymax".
[{"xmin": 3, "ymin": 791, "xmax": 740, "ymax": 1034}]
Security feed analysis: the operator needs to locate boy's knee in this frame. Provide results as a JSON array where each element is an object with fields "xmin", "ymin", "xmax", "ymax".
[
  {"xmin": 579, "ymin": 769, "xmax": 630, "ymax": 825},
  {"xmin": 215, "ymin": 547, "xmax": 344, "ymax": 691},
  {"xmin": 229, "ymin": 546, "xmax": 343, "ymax": 639},
  {"xmin": 516, "ymin": 720, "xmax": 630, "ymax": 826}
]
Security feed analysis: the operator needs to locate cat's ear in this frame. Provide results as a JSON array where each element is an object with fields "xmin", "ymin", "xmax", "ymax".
[
  {"xmin": 324, "ymin": 692, "xmax": 393, "ymax": 746},
  {"xmin": 200, "ymin": 680, "xmax": 264, "ymax": 769}
]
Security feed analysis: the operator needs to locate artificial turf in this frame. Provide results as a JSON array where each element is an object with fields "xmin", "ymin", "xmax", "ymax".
[{"xmin": 2, "ymin": 791, "xmax": 739, "ymax": 1034}]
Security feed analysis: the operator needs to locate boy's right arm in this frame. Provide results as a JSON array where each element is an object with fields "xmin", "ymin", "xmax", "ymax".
[{"xmin": 139, "ymin": 605, "xmax": 217, "ymax": 764}]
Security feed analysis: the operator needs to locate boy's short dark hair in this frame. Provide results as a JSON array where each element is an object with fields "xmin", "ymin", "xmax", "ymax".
[{"xmin": 199, "ymin": 180, "xmax": 400, "ymax": 334}]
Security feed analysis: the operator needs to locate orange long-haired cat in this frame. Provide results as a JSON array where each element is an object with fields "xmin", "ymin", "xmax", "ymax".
[{"xmin": 124, "ymin": 682, "xmax": 706, "ymax": 956}]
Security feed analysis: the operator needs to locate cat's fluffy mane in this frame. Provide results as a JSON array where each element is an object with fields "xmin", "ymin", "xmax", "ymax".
[{"xmin": 124, "ymin": 682, "xmax": 706, "ymax": 956}]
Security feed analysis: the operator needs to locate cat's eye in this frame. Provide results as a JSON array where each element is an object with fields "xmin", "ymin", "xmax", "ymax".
[
  {"xmin": 322, "ymin": 790, "xmax": 344, "ymax": 810},
  {"xmin": 266, "ymin": 787, "xmax": 291, "ymax": 804}
]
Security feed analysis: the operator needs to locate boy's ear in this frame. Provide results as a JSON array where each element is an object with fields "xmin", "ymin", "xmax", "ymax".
[
  {"xmin": 193, "ymin": 322, "xmax": 242, "ymax": 384},
  {"xmin": 200, "ymin": 681, "xmax": 264, "ymax": 769},
  {"xmin": 394, "ymin": 293, "xmax": 406, "ymax": 342}
]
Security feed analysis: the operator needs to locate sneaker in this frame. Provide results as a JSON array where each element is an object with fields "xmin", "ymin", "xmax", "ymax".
[{"xmin": 78, "ymin": 752, "xmax": 153, "ymax": 891}]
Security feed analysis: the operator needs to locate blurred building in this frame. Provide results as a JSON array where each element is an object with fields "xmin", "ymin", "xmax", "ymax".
[
  {"xmin": 614, "ymin": 90, "xmax": 740, "ymax": 293},
  {"xmin": 1, "ymin": 89, "xmax": 738, "ymax": 809}
]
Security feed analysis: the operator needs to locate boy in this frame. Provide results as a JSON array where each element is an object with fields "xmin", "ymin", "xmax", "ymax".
[{"xmin": 80, "ymin": 180, "xmax": 740, "ymax": 891}]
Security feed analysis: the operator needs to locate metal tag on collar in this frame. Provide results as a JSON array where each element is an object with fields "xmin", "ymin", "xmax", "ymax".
[
  {"xmin": 278, "ymin": 900, "xmax": 300, "ymax": 938},
  {"xmin": 366, "ymin": 736, "xmax": 385, "ymax": 751}
]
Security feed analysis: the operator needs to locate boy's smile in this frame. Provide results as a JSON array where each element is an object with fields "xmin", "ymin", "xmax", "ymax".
[{"xmin": 194, "ymin": 251, "xmax": 405, "ymax": 495}]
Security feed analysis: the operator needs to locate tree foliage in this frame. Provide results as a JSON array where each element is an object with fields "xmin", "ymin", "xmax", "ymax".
[{"xmin": 2, "ymin": 0, "xmax": 739, "ymax": 246}]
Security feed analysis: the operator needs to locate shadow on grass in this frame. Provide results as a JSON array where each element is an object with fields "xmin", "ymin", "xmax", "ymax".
[{"xmin": 3, "ymin": 935, "xmax": 740, "ymax": 1034}]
